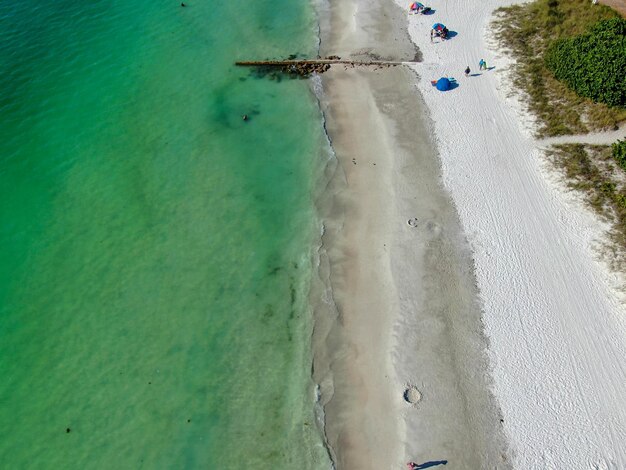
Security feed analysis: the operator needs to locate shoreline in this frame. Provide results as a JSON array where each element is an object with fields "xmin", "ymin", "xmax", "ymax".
[{"xmin": 310, "ymin": 0, "xmax": 509, "ymax": 467}]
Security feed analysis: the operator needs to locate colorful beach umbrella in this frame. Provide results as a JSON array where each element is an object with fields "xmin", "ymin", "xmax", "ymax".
[
  {"xmin": 433, "ymin": 23, "xmax": 445, "ymax": 30},
  {"xmin": 436, "ymin": 77, "xmax": 451, "ymax": 91}
]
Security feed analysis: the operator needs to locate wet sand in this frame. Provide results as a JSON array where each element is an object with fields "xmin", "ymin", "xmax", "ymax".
[{"xmin": 311, "ymin": 0, "xmax": 510, "ymax": 468}]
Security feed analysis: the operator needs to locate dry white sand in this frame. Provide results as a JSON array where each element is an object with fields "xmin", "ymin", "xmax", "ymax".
[{"xmin": 397, "ymin": 0, "xmax": 626, "ymax": 468}]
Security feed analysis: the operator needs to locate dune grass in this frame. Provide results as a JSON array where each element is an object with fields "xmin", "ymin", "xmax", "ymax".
[{"xmin": 547, "ymin": 143, "xmax": 626, "ymax": 266}]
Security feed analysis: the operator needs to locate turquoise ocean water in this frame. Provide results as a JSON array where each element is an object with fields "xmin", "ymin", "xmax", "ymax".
[{"xmin": 0, "ymin": 0, "xmax": 331, "ymax": 467}]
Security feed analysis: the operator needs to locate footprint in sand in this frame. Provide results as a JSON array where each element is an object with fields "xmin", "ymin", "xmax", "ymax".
[
  {"xmin": 425, "ymin": 220, "xmax": 442, "ymax": 236},
  {"xmin": 408, "ymin": 218, "xmax": 442, "ymax": 236}
]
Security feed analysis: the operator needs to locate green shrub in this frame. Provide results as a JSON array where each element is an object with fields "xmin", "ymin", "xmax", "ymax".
[
  {"xmin": 613, "ymin": 139, "xmax": 626, "ymax": 170},
  {"xmin": 545, "ymin": 18, "xmax": 626, "ymax": 107}
]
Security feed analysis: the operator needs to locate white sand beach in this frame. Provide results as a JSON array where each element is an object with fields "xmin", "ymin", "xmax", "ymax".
[
  {"xmin": 313, "ymin": 0, "xmax": 626, "ymax": 468},
  {"xmin": 400, "ymin": 0, "xmax": 626, "ymax": 467}
]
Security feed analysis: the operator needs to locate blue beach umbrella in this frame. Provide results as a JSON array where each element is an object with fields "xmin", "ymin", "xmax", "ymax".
[
  {"xmin": 436, "ymin": 77, "xmax": 451, "ymax": 91},
  {"xmin": 432, "ymin": 23, "xmax": 445, "ymax": 30}
]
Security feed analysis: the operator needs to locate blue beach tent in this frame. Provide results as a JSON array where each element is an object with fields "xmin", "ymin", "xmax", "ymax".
[{"xmin": 436, "ymin": 77, "xmax": 451, "ymax": 91}]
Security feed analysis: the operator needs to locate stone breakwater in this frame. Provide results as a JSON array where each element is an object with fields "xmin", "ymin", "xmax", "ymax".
[{"xmin": 236, "ymin": 56, "xmax": 404, "ymax": 77}]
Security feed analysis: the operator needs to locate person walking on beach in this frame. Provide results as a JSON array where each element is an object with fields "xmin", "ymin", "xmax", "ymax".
[
  {"xmin": 479, "ymin": 58, "xmax": 487, "ymax": 70},
  {"xmin": 464, "ymin": 66, "xmax": 471, "ymax": 77}
]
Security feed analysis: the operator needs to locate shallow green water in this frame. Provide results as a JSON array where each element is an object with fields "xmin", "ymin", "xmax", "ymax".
[{"xmin": 0, "ymin": 0, "xmax": 330, "ymax": 467}]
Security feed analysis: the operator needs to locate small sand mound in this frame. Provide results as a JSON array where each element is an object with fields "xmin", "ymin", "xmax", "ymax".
[{"xmin": 403, "ymin": 386, "xmax": 422, "ymax": 404}]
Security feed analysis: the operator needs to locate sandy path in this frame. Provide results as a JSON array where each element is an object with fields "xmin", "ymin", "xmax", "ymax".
[
  {"xmin": 538, "ymin": 124, "xmax": 626, "ymax": 146},
  {"xmin": 600, "ymin": 0, "xmax": 626, "ymax": 17},
  {"xmin": 397, "ymin": 0, "xmax": 626, "ymax": 468}
]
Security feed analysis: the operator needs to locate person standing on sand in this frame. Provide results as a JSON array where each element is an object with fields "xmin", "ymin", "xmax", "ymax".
[{"xmin": 464, "ymin": 66, "xmax": 471, "ymax": 77}]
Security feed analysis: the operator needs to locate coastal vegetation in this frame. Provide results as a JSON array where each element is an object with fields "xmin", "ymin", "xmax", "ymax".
[
  {"xmin": 493, "ymin": 0, "xmax": 625, "ymax": 137},
  {"xmin": 613, "ymin": 139, "xmax": 626, "ymax": 171},
  {"xmin": 494, "ymin": 0, "xmax": 626, "ymax": 261},
  {"xmin": 545, "ymin": 18, "xmax": 626, "ymax": 108},
  {"xmin": 547, "ymin": 144, "xmax": 626, "ymax": 267}
]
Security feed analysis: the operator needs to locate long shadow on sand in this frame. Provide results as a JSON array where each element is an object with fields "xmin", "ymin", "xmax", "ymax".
[{"xmin": 414, "ymin": 461, "xmax": 448, "ymax": 469}]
